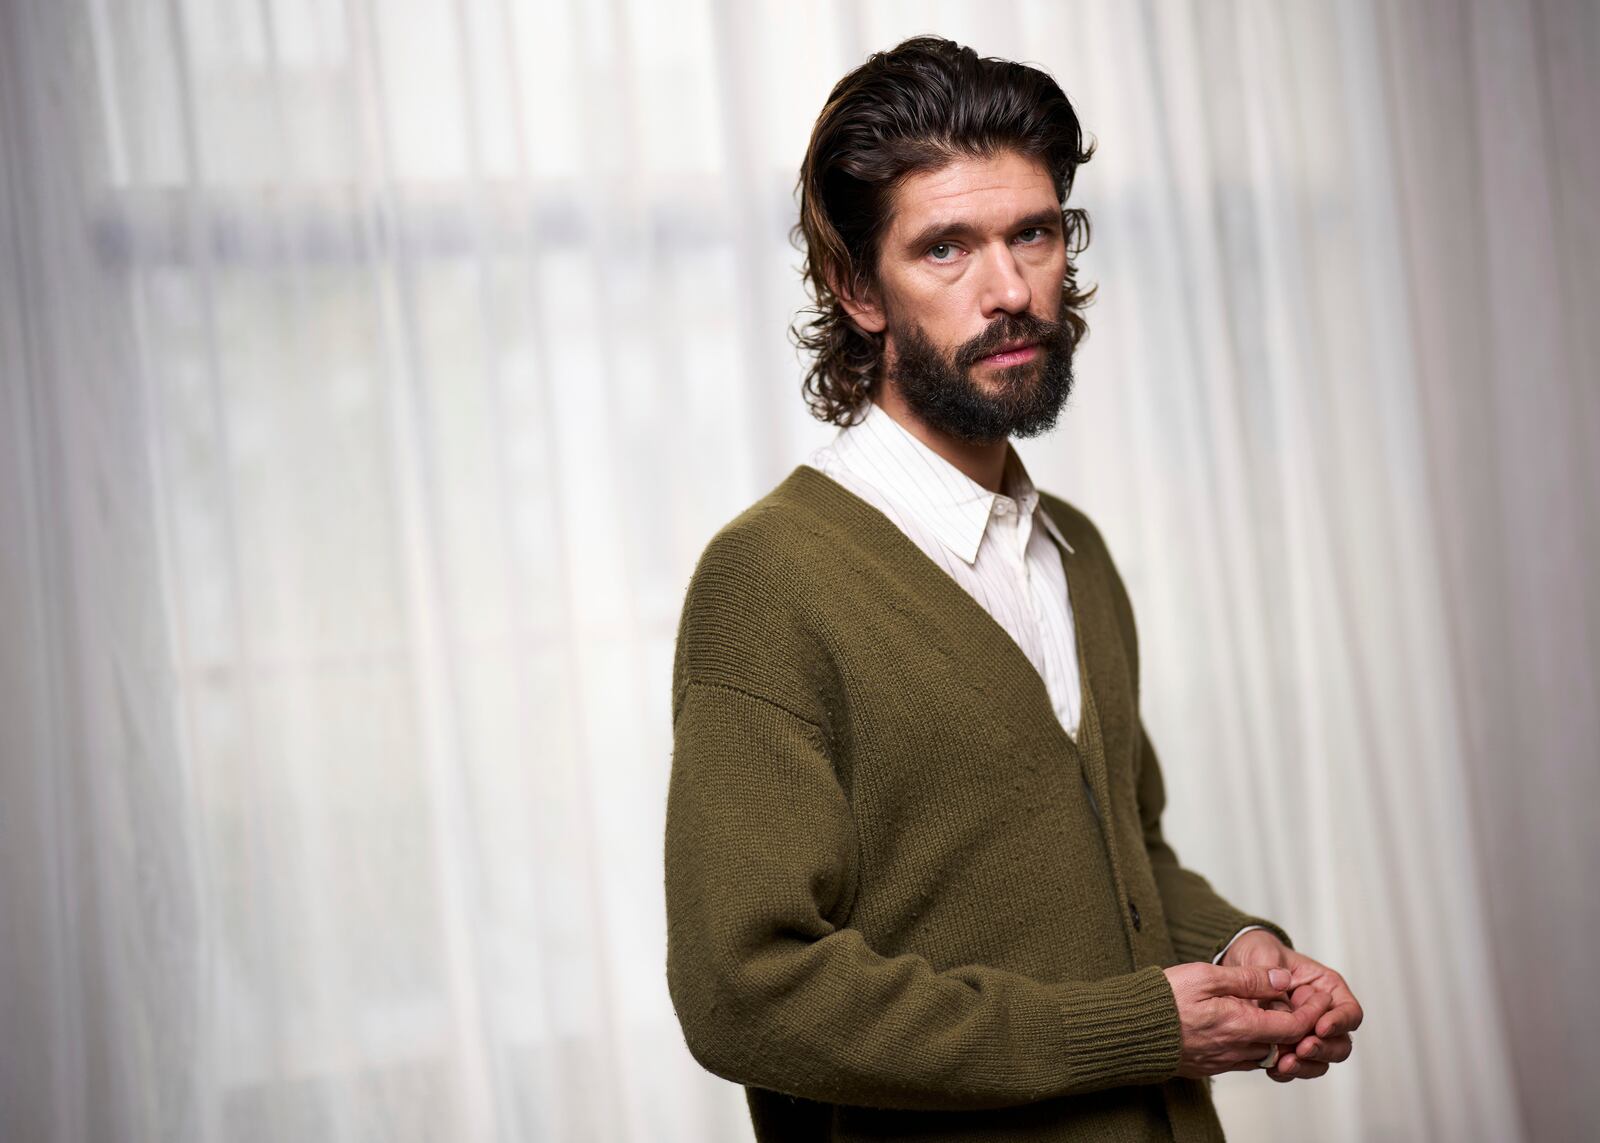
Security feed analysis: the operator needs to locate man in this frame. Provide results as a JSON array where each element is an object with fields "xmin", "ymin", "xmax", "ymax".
[{"xmin": 664, "ymin": 36, "xmax": 1362, "ymax": 1142}]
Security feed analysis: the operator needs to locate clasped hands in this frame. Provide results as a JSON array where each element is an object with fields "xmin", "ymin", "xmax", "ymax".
[{"xmin": 1162, "ymin": 930, "xmax": 1363, "ymax": 1083}]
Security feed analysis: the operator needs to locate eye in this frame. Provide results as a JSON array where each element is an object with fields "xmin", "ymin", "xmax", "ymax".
[
  {"xmin": 1015, "ymin": 226, "xmax": 1046, "ymax": 244},
  {"xmin": 927, "ymin": 241, "xmax": 959, "ymax": 262}
]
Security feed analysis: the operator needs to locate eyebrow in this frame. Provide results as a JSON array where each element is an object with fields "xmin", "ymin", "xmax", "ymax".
[{"xmin": 900, "ymin": 207, "xmax": 1064, "ymax": 257}]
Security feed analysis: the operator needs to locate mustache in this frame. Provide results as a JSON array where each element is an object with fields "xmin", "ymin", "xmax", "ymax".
[{"xmin": 953, "ymin": 313, "xmax": 1071, "ymax": 370}]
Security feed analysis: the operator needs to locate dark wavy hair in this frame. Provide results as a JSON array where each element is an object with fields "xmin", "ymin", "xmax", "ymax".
[{"xmin": 790, "ymin": 36, "xmax": 1097, "ymax": 426}]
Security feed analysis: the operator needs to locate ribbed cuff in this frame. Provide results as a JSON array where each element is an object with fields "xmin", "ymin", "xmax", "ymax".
[
  {"xmin": 1170, "ymin": 899, "xmax": 1293, "ymax": 964},
  {"xmin": 1053, "ymin": 965, "xmax": 1183, "ymax": 1094}
]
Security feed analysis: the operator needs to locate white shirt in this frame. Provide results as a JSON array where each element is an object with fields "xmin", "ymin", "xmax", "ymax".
[
  {"xmin": 804, "ymin": 397, "xmax": 1085, "ymax": 739},
  {"xmin": 803, "ymin": 398, "xmax": 1261, "ymax": 964}
]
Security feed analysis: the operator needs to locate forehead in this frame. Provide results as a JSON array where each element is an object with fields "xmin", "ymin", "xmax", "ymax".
[{"xmin": 885, "ymin": 150, "xmax": 1059, "ymax": 242}]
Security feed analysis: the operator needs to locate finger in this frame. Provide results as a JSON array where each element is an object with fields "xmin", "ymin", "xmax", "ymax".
[
  {"xmin": 1288, "ymin": 972, "xmax": 1365, "ymax": 1037},
  {"xmin": 1227, "ymin": 1044, "xmax": 1277, "ymax": 1072},
  {"xmin": 1286, "ymin": 984, "xmax": 1334, "ymax": 1021},
  {"xmin": 1289, "ymin": 983, "xmax": 1323, "ymax": 1008},
  {"xmin": 1207, "ymin": 965, "xmax": 1293, "ymax": 1001},
  {"xmin": 1316, "ymin": 995, "xmax": 1365, "ymax": 1039},
  {"xmin": 1277, "ymin": 1055, "xmax": 1330, "ymax": 1080},
  {"xmin": 1287, "ymin": 960, "xmax": 1325, "ymax": 988},
  {"xmin": 1238, "ymin": 990, "xmax": 1331, "ymax": 1042},
  {"xmin": 1301, "ymin": 1033, "xmax": 1353, "ymax": 1064}
]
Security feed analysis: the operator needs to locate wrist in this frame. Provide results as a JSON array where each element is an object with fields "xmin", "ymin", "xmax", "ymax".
[{"xmin": 1220, "ymin": 928, "xmax": 1284, "ymax": 966}]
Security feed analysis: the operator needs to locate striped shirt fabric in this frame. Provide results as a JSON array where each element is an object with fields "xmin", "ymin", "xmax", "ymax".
[
  {"xmin": 803, "ymin": 396, "xmax": 1085, "ymax": 739},
  {"xmin": 803, "ymin": 397, "xmax": 1261, "ymax": 964}
]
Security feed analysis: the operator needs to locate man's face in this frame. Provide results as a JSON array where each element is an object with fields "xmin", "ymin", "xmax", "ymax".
[{"xmin": 852, "ymin": 150, "xmax": 1077, "ymax": 443}]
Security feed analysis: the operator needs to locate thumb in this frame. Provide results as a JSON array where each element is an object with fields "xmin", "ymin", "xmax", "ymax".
[{"xmin": 1206, "ymin": 965, "xmax": 1291, "ymax": 1000}]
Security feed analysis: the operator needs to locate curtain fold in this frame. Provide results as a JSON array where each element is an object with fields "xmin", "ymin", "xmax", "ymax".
[{"xmin": 2, "ymin": 1, "xmax": 1594, "ymax": 1140}]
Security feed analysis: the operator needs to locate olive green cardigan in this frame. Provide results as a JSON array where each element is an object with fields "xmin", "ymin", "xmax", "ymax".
[{"xmin": 664, "ymin": 464, "xmax": 1291, "ymax": 1142}]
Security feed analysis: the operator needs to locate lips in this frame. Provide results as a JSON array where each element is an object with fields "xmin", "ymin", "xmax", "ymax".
[{"xmin": 981, "ymin": 341, "xmax": 1040, "ymax": 364}]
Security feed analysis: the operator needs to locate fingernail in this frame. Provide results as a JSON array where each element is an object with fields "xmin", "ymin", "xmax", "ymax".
[{"xmin": 1269, "ymin": 969, "xmax": 1289, "ymax": 989}]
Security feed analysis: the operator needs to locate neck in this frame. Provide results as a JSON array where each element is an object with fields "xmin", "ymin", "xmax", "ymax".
[{"xmin": 871, "ymin": 390, "xmax": 1010, "ymax": 493}]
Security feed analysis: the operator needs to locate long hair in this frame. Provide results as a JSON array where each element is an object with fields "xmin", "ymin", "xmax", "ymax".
[{"xmin": 790, "ymin": 36, "xmax": 1097, "ymax": 426}]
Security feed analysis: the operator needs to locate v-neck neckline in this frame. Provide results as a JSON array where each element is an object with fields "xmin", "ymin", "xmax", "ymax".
[{"xmin": 781, "ymin": 463, "xmax": 1099, "ymax": 753}]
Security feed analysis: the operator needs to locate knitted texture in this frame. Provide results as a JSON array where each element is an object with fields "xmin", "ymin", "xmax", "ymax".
[{"xmin": 665, "ymin": 465, "xmax": 1292, "ymax": 1142}]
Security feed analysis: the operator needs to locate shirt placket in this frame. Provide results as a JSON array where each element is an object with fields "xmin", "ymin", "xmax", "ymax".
[
  {"xmin": 991, "ymin": 501, "xmax": 1044, "ymax": 675},
  {"xmin": 1014, "ymin": 504, "xmax": 1074, "ymax": 732}
]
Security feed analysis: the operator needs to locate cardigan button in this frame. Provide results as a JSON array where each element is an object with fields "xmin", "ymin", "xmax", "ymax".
[{"xmin": 1129, "ymin": 898, "xmax": 1142, "ymax": 931}]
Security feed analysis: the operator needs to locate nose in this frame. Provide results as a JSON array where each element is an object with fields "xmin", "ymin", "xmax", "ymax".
[{"xmin": 978, "ymin": 243, "xmax": 1033, "ymax": 318}]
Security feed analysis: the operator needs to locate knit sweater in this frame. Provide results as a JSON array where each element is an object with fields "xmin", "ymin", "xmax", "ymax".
[{"xmin": 664, "ymin": 463, "xmax": 1292, "ymax": 1142}]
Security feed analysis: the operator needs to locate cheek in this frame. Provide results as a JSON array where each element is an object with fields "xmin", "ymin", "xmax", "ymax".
[
  {"xmin": 1026, "ymin": 288, "xmax": 1056, "ymax": 320},
  {"xmin": 912, "ymin": 289, "xmax": 974, "ymax": 341},
  {"xmin": 1029, "ymin": 258, "xmax": 1069, "ymax": 313}
]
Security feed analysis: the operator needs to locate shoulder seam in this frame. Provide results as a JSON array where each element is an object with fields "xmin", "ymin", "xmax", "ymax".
[{"xmin": 676, "ymin": 678, "xmax": 827, "ymax": 735}]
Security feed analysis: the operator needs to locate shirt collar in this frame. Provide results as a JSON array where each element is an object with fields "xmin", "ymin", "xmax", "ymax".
[{"xmin": 827, "ymin": 399, "xmax": 1075, "ymax": 567}]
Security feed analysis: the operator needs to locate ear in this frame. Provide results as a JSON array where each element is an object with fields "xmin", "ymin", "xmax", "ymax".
[{"xmin": 834, "ymin": 272, "xmax": 887, "ymax": 335}]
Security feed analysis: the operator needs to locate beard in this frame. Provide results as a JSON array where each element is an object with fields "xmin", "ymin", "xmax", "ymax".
[{"xmin": 885, "ymin": 301, "xmax": 1077, "ymax": 444}]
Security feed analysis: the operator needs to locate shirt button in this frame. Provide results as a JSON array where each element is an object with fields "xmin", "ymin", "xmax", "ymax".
[{"xmin": 1129, "ymin": 899, "xmax": 1142, "ymax": 931}]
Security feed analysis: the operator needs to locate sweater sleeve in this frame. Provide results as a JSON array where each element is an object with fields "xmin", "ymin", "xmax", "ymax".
[
  {"xmin": 664, "ymin": 676, "xmax": 1185, "ymax": 1111},
  {"xmin": 1134, "ymin": 718, "xmax": 1294, "ymax": 964}
]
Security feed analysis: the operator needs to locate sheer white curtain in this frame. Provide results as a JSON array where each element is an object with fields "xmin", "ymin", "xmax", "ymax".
[{"xmin": 1, "ymin": 1, "xmax": 1594, "ymax": 1140}]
